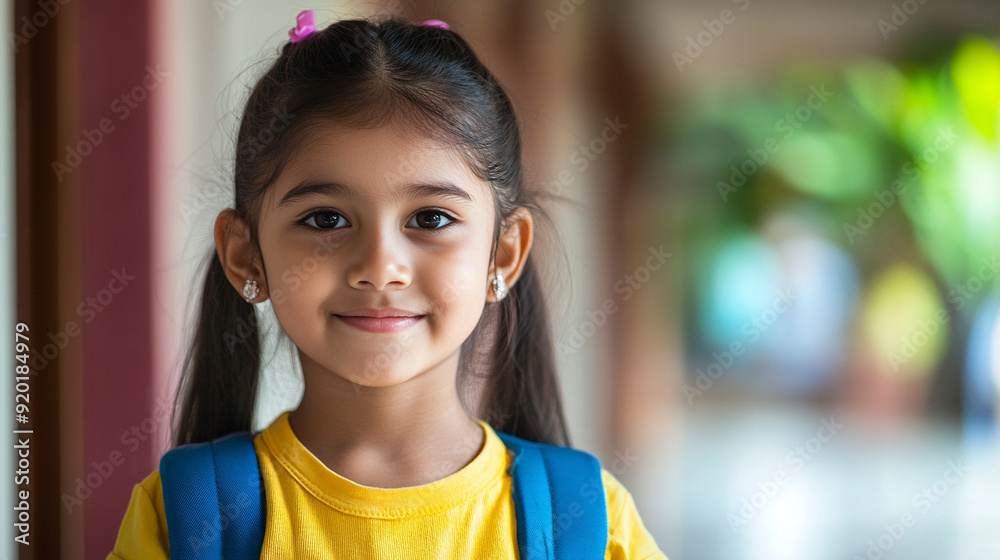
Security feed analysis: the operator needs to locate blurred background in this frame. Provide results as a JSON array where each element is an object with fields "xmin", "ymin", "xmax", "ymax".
[{"xmin": 7, "ymin": 0, "xmax": 1000, "ymax": 558}]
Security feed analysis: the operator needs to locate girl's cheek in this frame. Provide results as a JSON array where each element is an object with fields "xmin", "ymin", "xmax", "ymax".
[
  {"xmin": 309, "ymin": 232, "xmax": 349, "ymax": 253},
  {"xmin": 426, "ymin": 264, "xmax": 483, "ymax": 313},
  {"xmin": 271, "ymin": 250, "xmax": 329, "ymax": 297}
]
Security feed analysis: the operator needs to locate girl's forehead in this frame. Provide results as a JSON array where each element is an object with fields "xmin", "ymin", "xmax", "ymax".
[{"xmin": 267, "ymin": 123, "xmax": 491, "ymax": 207}]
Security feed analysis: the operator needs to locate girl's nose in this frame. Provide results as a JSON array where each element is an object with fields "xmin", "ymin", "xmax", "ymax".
[{"xmin": 346, "ymin": 226, "xmax": 412, "ymax": 291}]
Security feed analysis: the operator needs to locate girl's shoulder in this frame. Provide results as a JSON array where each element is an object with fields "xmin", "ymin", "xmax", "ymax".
[
  {"xmin": 136, "ymin": 467, "xmax": 164, "ymax": 500},
  {"xmin": 599, "ymin": 467, "xmax": 636, "ymax": 526},
  {"xmin": 598, "ymin": 468, "xmax": 669, "ymax": 560},
  {"xmin": 107, "ymin": 468, "xmax": 169, "ymax": 560}
]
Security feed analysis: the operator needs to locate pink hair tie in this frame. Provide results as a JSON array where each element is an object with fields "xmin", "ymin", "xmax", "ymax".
[
  {"xmin": 421, "ymin": 19, "xmax": 449, "ymax": 30},
  {"xmin": 289, "ymin": 10, "xmax": 316, "ymax": 43}
]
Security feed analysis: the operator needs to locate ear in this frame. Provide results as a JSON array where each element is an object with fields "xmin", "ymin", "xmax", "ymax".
[
  {"xmin": 215, "ymin": 209, "xmax": 269, "ymax": 302},
  {"xmin": 488, "ymin": 207, "xmax": 534, "ymax": 303}
]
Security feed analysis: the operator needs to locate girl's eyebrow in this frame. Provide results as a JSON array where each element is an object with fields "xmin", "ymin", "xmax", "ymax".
[{"xmin": 276, "ymin": 180, "xmax": 474, "ymax": 209}]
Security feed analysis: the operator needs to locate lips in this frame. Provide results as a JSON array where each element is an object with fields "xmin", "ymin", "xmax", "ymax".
[
  {"xmin": 333, "ymin": 308, "xmax": 424, "ymax": 333},
  {"xmin": 336, "ymin": 307, "xmax": 420, "ymax": 318}
]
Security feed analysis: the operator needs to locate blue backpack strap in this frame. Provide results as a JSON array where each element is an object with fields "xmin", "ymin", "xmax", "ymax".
[
  {"xmin": 496, "ymin": 431, "xmax": 608, "ymax": 560},
  {"xmin": 159, "ymin": 431, "xmax": 265, "ymax": 559}
]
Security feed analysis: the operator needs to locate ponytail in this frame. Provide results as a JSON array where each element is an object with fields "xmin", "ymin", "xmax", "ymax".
[
  {"xmin": 483, "ymin": 256, "xmax": 570, "ymax": 447},
  {"xmin": 171, "ymin": 250, "xmax": 262, "ymax": 447}
]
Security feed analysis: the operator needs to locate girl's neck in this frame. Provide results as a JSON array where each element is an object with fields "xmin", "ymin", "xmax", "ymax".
[{"xmin": 286, "ymin": 351, "xmax": 485, "ymax": 489}]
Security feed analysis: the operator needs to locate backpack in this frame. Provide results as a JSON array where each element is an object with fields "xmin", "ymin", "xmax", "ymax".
[{"xmin": 159, "ymin": 428, "xmax": 608, "ymax": 559}]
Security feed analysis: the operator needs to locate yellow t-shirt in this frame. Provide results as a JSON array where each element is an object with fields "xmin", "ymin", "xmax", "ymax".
[{"xmin": 107, "ymin": 411, "xmax": 668, "ymax": 559}]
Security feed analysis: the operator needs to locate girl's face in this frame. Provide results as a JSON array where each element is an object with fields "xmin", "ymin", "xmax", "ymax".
[{"xmin": 251, "ymin": 121, "xmax": 515, "ymax": 387}]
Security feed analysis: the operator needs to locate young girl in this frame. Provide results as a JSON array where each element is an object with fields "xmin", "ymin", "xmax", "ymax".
[{"xmin": 108, "ymin": 11, "xmax": 667, "ymax": 560}]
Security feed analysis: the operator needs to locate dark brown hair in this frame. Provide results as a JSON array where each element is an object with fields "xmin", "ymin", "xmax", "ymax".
[{"xmin": 171, "ymin": 15, "xmax": 570, "ymax": 448}]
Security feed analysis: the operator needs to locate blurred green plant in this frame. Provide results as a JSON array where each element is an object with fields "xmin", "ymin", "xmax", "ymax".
[{"xmin": 669, "ymin": 35, "xmax": 1000, "ymax": 315}]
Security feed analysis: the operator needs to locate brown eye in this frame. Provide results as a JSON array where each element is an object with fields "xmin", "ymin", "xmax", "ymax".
[
  {"xmin": 301, "ymin": 211, "xmax": 348, "ymax": 230},
  {"xmin": 409, "ymin": 209, "xmax": 454, "ymax": 230}
]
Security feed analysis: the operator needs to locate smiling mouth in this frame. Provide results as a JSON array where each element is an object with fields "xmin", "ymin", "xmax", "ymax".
[{"xmin": 333, "ymin": 314, "xmax": 425, "ymax": 333}]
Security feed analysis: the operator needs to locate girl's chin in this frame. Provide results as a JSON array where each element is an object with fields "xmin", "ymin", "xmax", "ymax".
[
  {"xmin": 315, "ymin": 361, "xmax": 424, "ymax": 387},
  {"xmin": 337, "ymin": 372, "xmax": 422, "ymax": 388}
]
